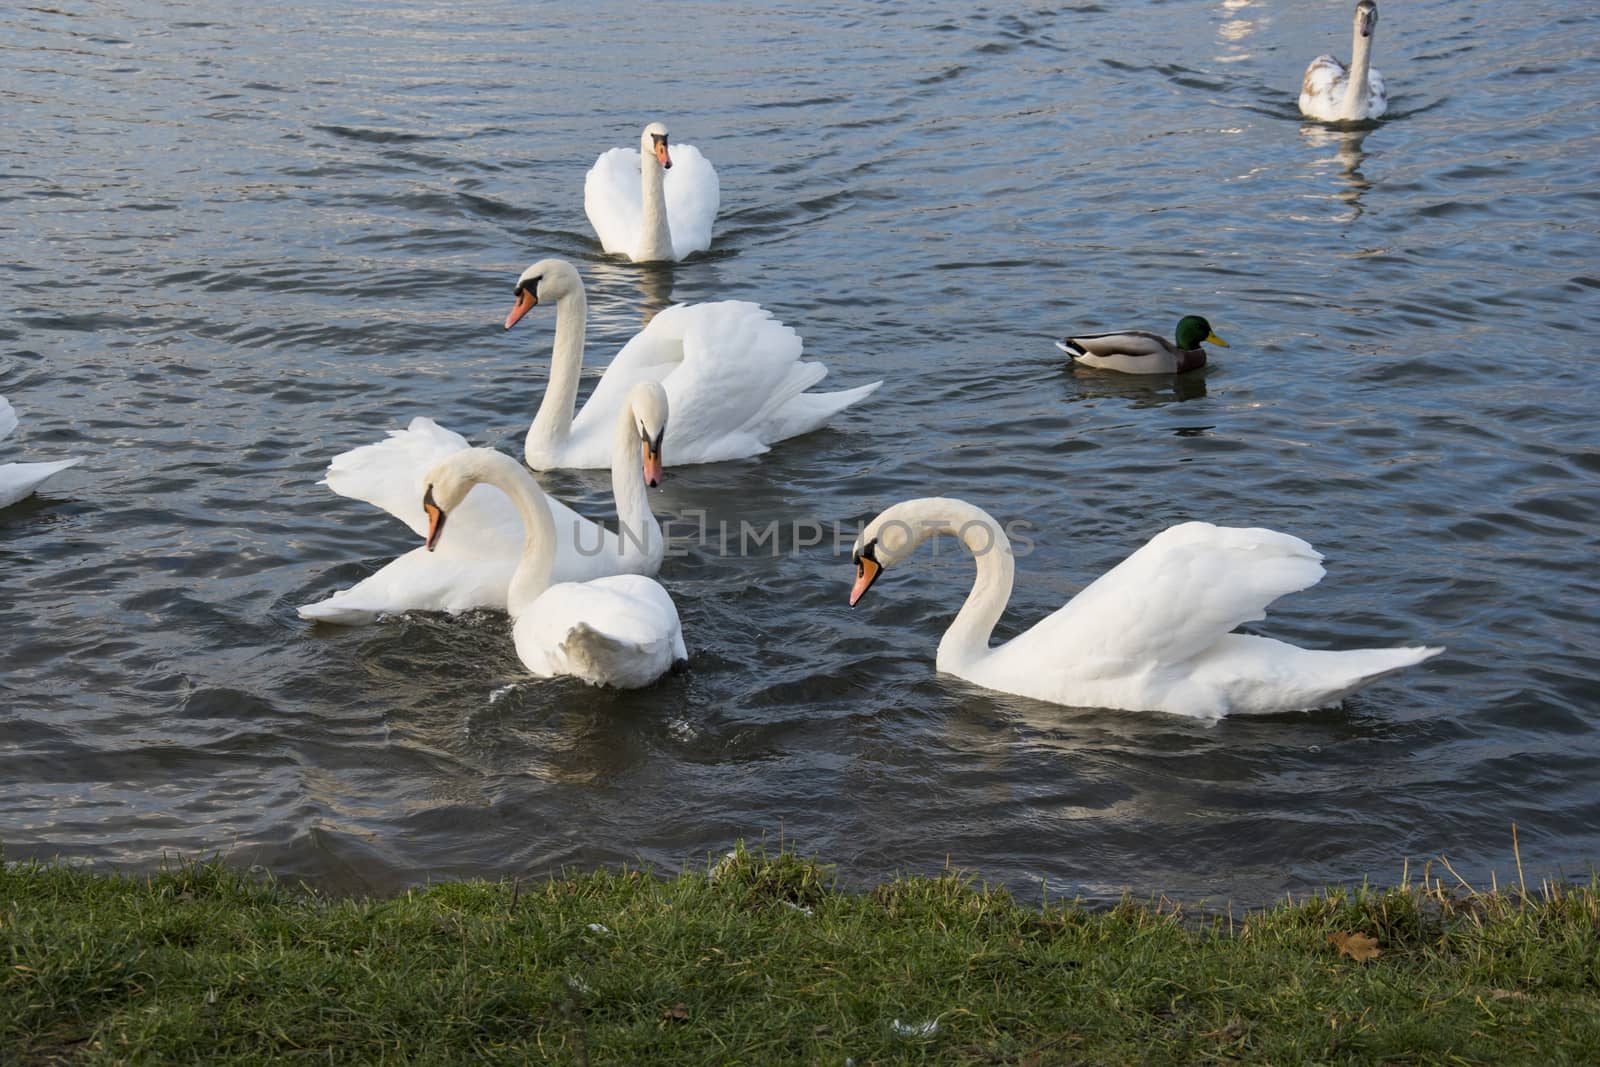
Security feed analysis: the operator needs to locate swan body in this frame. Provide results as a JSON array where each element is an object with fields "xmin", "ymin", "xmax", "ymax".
[
  {"xmin": 1300, "ymin": 0, "xmax": 1389, "ymax": 122},
  {"xmin": 508, "ymin": 259, "xmax": 881, "ymax": 470},
  {"xmin": 0, "ymin": 395, "xmax": 82, "ymax": 509},
  {"xmin": 299, "ymin": 382, "xmax": 669, "ymax": 625},
  {"xmin": 849, "ymin": 497, "xmax": 1442, "ymax": 720},
  {"xmin": 1057, "ymin": 315, "xmax": 1228, "ymax": 375},
  {"xmin": 585, "ymin": 121, "xmax": 719, "ymax": 262},
  {"xmin": 424, "ymin": 448, "xmax": 685, "ymax": 688}
]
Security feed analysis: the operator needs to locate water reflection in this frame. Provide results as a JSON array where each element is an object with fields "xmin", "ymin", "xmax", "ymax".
[
  {"xmin": 589, "ymin": 259, "xmax": 677, "ymax": 326},
  {"xmin": 1299, "ymin": 124, "xmax": 1373, "ymax": 221},
  {"xmin": 1216, "ymin": 0, "xmax": 1265, "ymax": 62},
  {"xmin": 1064, "ymin": 365, "xmax": 1209, "ymax": 407}
]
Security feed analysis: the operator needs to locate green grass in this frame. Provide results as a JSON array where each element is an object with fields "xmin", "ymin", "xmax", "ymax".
[{"xmin": 3, "ymin": 844, "xmax": 1597, "ymax": 1065}]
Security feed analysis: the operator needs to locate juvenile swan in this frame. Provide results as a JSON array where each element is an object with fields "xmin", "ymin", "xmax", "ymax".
[{"xmin": 1300, "ymin": 0, "xmax": 1389, "ymax": 122}]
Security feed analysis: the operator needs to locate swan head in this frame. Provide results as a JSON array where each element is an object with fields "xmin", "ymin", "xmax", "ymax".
[
  {"xmin": 420, "ymin": 449, "xmax": 511, "ymax": 551},
  {"xmin": 848, "ymin": 502, "xmax": 928, "ymax": 607},
  {"xmin": 1354, "ymin": 0, "xmax": 1377, "ymax": 38},
  {"xmin": 640, "ymin": 121, "xmax": 672, "ymax": 171},
  {"xmin": 505, "ymin": 259, "xmax": 583, "ymax": 330},
  {"xmin": 626, "ymin": 381, "xmax": 669, "ymax": 488},
  {"xmin": 1175, "ymin": 315, "xmax": 1228, "ymax": 350}
]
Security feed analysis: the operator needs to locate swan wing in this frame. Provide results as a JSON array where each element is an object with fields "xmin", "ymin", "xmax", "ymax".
[
  {"xmin": 1299, "ymin": 55, "xmax": 1349, "ymax": 117},
  {"xmin": 584, "ymin": 147, "xmax": 644, "ymax": 255},
  {"xmin": 298, "ymin": 544, "xmax": 515, "ymax": 624},
  {"xmin": 1000, "ymin": 523, "xmax": 1326, "ymax": 676},
  {"xmin": 0, "ymin": 396, "xmax": 18, "ymax": 443},
  {"xmin": 664, "ymin": 143, "xmax": 720, "ymax": 258}
]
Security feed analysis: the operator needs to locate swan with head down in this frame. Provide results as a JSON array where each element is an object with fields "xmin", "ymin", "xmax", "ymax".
[
  {"xmin": 299, "ymin": 382, "xmax": 670, "ymax": 625},
  {"xmin": 423, "ymin": 447, "xmax": 686, "ymax": 689}
]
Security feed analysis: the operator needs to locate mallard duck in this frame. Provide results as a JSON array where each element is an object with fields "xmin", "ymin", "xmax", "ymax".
[{"xmin": 1055, "ymin": 316, "xmax": 1228, "ymax": 374}]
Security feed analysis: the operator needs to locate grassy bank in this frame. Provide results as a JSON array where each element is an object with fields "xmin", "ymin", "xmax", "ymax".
[{"xmin": 3, "ymin": 846, "xmax": 1597, "ymax": 1065}]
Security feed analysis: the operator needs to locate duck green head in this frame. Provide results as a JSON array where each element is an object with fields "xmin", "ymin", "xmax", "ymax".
[{"xmin": 1175, "ymin": 315, "xmax": 1228, "ymax": 351}]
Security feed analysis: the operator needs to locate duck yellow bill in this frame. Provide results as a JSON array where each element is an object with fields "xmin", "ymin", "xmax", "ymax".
[
  {"xmin": 1206, "ymin": 331, "xmax": 1229, "ymax": 348},
  {"xmin": 504, "ymin": 289, "xmax": 537, "ymax": 330},
  {"xmin": 849, "ymin": 557, "xmax": 881, "ymax": 607},
  {"xmin": 642, "ymin": 443, "xmax": 664, "ymax": 487}
]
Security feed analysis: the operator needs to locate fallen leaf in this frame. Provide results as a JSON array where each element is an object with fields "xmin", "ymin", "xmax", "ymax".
[
  {"xmin": 1328, "ymin": 931, "xmax": 1381, "ymax": 963},
  {"xmin": 661, "ymin": 1002, "xmax": 690, "ymax": 1022}
]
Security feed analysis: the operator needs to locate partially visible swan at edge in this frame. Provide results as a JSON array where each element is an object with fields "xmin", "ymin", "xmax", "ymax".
[
  {"xmin": 586, "ymin": 121, "xmax": 719, "ymax": 263},
  {"xmin": 0, "ymin": 395, "xmax": 82, "ymax": 509},
  {"xmin": 507, "ymin": 258, "xmax": 881, "ymax": 470},
  {"xmin": 298, "ymin": 382, "xmax": 670, "ymax": 625},
  {"xmin": 424, "ymin": 447, "xmax": 686, "ymax": 689},
  {"xmin": 848, "ymin": 497, "xmax": 1442, "ymax": 720},
  {"xmin": 1300, "ymin": 0, "xmax": 1389, "ymax": 122}
]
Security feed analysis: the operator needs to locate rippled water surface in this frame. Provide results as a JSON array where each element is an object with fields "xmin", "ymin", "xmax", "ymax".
[{"xmin": 3, "ymin": 1, "xmax": 1598, "ymax": 902}]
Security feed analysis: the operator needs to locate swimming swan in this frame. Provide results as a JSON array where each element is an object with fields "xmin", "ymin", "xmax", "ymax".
[
  {"xmin": 1300, "ymin": 0, "xmax": 1389, "ymax": 122},
  {"xmin": 299, "ymin": 382, "xmax": 669, "ymax": 625},
  {"xmin": 585, "ymin": 121, "xmax": 719, "ymax": 263},
  {"xmin": 508, "ymin": 259, "xmax": 880, "ymax": 469},
  {"xmin": 849, "ymin": 497, "xmax": 1442, "ymax": 719},
  {"xmin": 424, "ymin": 447, "xmax": 686, "ymax": 689}
]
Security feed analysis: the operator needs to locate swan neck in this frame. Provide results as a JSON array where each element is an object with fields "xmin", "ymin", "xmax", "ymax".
[
  {"xmin": 882, "ymin": 500, "xmax": 1014, "ymax": 671},
  {"xmin": 476, "ymin": 453, "xmax": 555, "ymax": 617},
  {"xmin": 526, "ymin": 287, "xmax": 587, "ymax": 458},
  {"xmin": 1344, "ymin": 25, "xmax": 1374, "ymax": 116},
  {"xmin": 637, "ymin": 152, "xmax": 673, "ymax": 261},
  {"xmin": 610, "ymin": 400, "xmax": 660, "ymax": 562}
]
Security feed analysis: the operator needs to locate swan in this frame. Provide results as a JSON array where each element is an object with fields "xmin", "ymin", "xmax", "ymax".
[
  {"xmin": 1056, "ymin": 316, "xmax": 1229, "ymax": 375},
  {"xmin": 585, "ymin": 121, "xmax": 720, "ymax": 263},
  {"xmin": 508, "ymin": 259, "xmax": 881, "ymax": 469},
  {"xmin": 298, "ymin": 382, "xmax": 669, "ymax": 625},
  {"xmin": 0, "ymin": 395, "xmax": 82, "ymax": 509},
  {"xmin": 1300, "ymin": 0, "xmax": 1389, "ymax": 122},
  {"xmin": 848, "ymin": 497, "xmax": 1443, "ymax": 720},
  {"xmin": 424, "ymin": 447, "xmax": 686, "ymax": 689}
]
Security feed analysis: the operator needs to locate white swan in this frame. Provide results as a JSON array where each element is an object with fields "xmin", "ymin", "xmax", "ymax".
[
  {"xmin": 298, "ymin": 382, "xmax": 669, "ymax": 625},
  {"xmin": 1300, "ymin": 0, "xmax": 1389, "ymax": 122},
  {"xmin": 0, "ymin": 395, "xmax": 82, "ymax": 509},
  {"xmin": 507, "ymin": 259, "xmax": 880, "ymax": 470},
  {"xmin": 849, "ymin": 498, "xmax": 1442, "ymax": 720},
  {"xmin": 424, "ymin": 447, "xmax": 686, "ymax": 689},
  {"xmin": 585, "ymin": 121, "xmax": 720, "ymax": 263}
]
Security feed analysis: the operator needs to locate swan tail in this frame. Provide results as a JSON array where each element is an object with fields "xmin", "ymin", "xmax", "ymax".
[
  {"xmin": 322, "ymin": 418, "xmax": 472, "ymax": 536},
  {"xmin": 750, "ymin": 371, "xmax": 882, "ymax": 446},
  {"xmin": 1192, "ymin": 636, "xmax": 1444, "ymax": 716},
  {"xmin": 554, "ymin": 623, "xmax": 675, "ymax": 690}
]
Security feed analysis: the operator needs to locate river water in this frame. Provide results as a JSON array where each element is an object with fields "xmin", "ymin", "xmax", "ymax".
[{"xmin": 3, "ymin": 0, "xmax": 1597, "ymax": 904}]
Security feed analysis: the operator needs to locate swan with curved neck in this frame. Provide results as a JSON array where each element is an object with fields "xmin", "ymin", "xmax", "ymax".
[
  {"xmin": 298, "ymin": 382, "xmax": 669, "ymax": 625},
  {"xmin": 506, "ymin": 258, "xmax": 881, "ymax": 470},
  {"xmin": 850, "ymin": 497, "xmax": 1442, "ymax": 720},
  {"xmin": 423, "ymin": 447, "xmax": 685, "ymax": 689},
  {"xmin": 1300, "ymin": 0, "xmax": 1389, "ymax": 122},
  {"xmin": 585, "ymin": 121, "xmax": 720, "ymax": 263}
]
